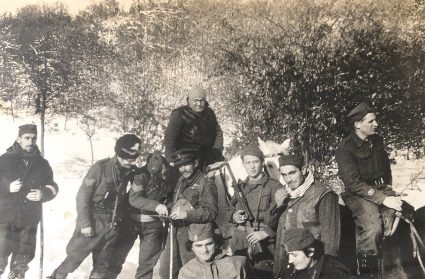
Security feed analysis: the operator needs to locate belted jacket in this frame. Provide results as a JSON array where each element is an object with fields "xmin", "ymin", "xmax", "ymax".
[
  {"xmin": 76, "ymin": 156, "xmax": 137, "ymax": 229},
  {"xmin": 173, "ymin": 169, "xmax": 218, "ymax": 224},
  {"xmin": 336, "ymin": 133, "xmax": 393, "ymax": 204}
]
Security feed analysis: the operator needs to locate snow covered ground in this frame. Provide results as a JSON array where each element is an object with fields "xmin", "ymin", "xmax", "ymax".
[{"xmin": 0, "ymin": 108, "xmax": 424, "ymax": 278}]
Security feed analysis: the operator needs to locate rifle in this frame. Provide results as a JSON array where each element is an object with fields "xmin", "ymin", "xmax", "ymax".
[{"xmin": 233, "ymin": 182, "xmax": 263, "ymax": 259}]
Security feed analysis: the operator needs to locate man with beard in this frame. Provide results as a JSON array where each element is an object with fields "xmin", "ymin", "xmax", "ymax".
[
  {"xmin": 227, "ymin": 142, "xmax": 283, "ymax": 278},
  {"xmin": 0, "ymin": 124, "xmax": 58, "ymax": 279},
  {"xmin": 178, "ymin": 222, "xmax": 256, "ymax": 279},
  {"xmin": 164, "ymin": 85, "xmax": 224, "ymax": 170},
  {"xmin": 336, "ymin": 102, "xmax": 402, "ymax": 278},
  {"xmin": 49, "ymin": 134, "xmax": 141, "ymax": 279},
  {"xmin": 159, "ymin": 148, "xmax": 218, "ymax": 279},
  {"xmin": 272, "ymin": 152, "xmax": 340, "ymax": 278}
]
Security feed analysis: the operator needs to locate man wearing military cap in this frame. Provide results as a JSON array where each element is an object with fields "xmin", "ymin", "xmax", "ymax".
[
  {"xmin": 49, "ymin": 134, "xmax": 141, "ymax": 279},
  {"xmin": 0, "ymin": 124, "xmax": 58, "ymax": 279},
  {"xmin": 272, "ymin": 151, "xmax": 340, "ymax": 277},
  {"xmin": 159, "ymin": 148, "xmax": 218, "ymax": 279},
  {"xmin": 227, "ymin": 142, "xmax": 283, "ymax": 278},
  {"xmin": 178, "ymin": 222, "xmax": 257, "ymax": 279},
  {"xmin": 336, "ymin": 102, "xmax": 402, "ymax": 278},
  {"xmin": 164, "ymin": 85, "xmax": 224, "ymax": 171},
  {"xmin": 276, "ymin": 228, "xmax": 355, "ymax": 279}
]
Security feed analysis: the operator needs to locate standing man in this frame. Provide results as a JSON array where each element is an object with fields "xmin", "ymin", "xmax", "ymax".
[
  {"xmin": 159, "ymin": 148, "xmax": 218, "ymax": 279},
  {"xmin": 227, "ymin": 142, "xmax": 283, "ymax": 278},
  {"xmin": 276, "ymin": 228, "xmax": 355, "ymax": 279},
  {"xmin": 272, "ymin": 152, "xmax": 341, "ymax": 277},
  {"xmin": 106, "ymin": 151, "xmax": 173, "ymax": 279},
  {"xmin": 164, "ymin": 85, "xmax": 224, "ymax": 170},
  {"xmin": 49, "ymin": 134, "xmax": 141, "ymax": 279},
  {"xmin": 0, "ymin": 124, "xmax": 58, "ymax": 279},
  {"xmin": 178, "ymin": 222, "xmax": 257, "ymax": 279},
  {"xmin": 336, "ymin": 102, "xmax": 402, "ymax": 278}
]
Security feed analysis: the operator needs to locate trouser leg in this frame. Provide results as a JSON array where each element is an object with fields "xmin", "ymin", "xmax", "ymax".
[
  {"xmin": 0, "ymin": 224, "xmax": 18, "ymax": 274},
  {"xmin": 176, "ymin": 226, "xmax": 194, "ymax": 266},
  {"xmin": 8, "ymin": 226, "xmax": 37, "ymax": 279},
  {"xmin": 136, "ymin": 222, "xmax": 165, "ymax": 279},
  {"xmin": 99, "ymin": 218, "xmax": 137, "ymax": 279}
]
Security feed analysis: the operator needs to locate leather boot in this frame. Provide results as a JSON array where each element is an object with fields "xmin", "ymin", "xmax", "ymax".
[
  {"xmin": 357, "ymin": 253, "xmax": 380, "ymax": 279},
  {"xmin": 7, "ymin": 270, "xmax": 25, "ymax": 279}
]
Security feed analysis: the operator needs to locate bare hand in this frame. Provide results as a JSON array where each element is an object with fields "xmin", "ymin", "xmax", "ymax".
[
  {"xmin": 170, "ymin": 207, "xmax": 188, "ymax": 220},
  {"xmin": 155, "ymin": 204, "xmax": 168, "ymax": 216},
  {"xmin": 383, "ymin": 196, "xmax": 402, "ymax": 211},
  {"xmin": 247, "ymin": 231, "xmax": 268, "ymax": 244},
  {"xmin": 232, "ymin": 210, "xmax": 247, "ymax": 224},
  {"xmin": 10, "ymin": 179, "xmax": 23, "ymax": 193},
  {"xmin": 81, "ymin": 227, "xmax": 94, "ymax": 238},
  {"xmin": 275, "ymin": 188, "xmax": 289, "ymax": 207},
  {"xmin": 26, "ymin": 189, "xmax": 43, "ymax": 201}
]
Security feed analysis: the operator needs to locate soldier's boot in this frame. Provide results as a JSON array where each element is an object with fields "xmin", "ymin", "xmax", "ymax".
[
  {"xmin": 357, "ymin": 253, "xmax": 380, "ymax": 279},
  {"xmin": 9, "ymin": 254, "xmax": 29, "ymax": 279}
]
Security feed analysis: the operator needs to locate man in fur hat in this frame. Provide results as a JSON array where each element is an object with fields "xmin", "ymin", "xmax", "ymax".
[
  {"xmin": 272, "ymin": 151, "xmax": 340, "ymax": 277},
  {"xmin": 164, "ymin": 85, "xmax": 224, "ymax": 170},
  {"xmin": 0, "ymin": 124, "xmax": 58, "ymax": 279},
  {"xmin": 49, "ymin": 134, "xmax": 141, "ymax": 279},
  {"xmin": 178, "ymin": 222, "xmax": 256, "ymax": 279},
  {"xmin": 227, "ymin": 142, "xmax": 283, "ymax": 278}
]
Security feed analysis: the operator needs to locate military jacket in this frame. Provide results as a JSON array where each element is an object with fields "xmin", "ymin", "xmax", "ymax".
[
  {"xmin": 76, "ymin": 156, "xmax": 136, "ymax": 229},
  {"xmin": 227, "ymin": 174, "xmax": 282, "ymax": 237},
  {"xmin": 173, "ymin": 170, "xmax": 218, "ymax": 224},
  {"xmin": 178, "ymin": 251, "xmax": 256, "ymax": 279},
  {"xmin": 336, "ymin": 133, "xmax": 392, "ymax": 204}
]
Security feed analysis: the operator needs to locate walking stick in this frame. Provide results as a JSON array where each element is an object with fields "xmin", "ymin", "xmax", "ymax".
[
  {"xmin": 169, "ymin": 221, "xmax": 173, "ymax": 279},
  {"xmin": 39, "ymin": 205, "xmax": 44, "ymax": 279}
]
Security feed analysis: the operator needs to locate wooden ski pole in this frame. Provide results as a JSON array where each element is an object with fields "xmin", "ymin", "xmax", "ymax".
[
  {"xmin": 39, "ymin": 205, "xmax": 44, "ymax": 279},
  {"xmin": 169, "ymin": 221, "xmax": 173, "ymax": 279}
]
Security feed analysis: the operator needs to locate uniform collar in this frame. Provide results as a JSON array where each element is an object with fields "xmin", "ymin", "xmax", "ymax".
[
  {"xmin": 351, "ymin": 132, "xmax": 370, "ymax": 148},
  {"xmin": 243, "ymin": 173, "xmax": 268, "ymax": 190}
]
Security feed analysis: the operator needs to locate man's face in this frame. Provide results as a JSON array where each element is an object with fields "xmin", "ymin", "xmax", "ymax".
[
  {"xmin": 242, "ymin": 155, "xmax": 263, "ymax": 179},
  {"xmin": 355, "ymin": 112, "xmax": 378, "ymax": 138},
  {"xmin": 288, "ymin": 250, "xmax": 313, "ymax": 271},
  {"xmin": 17, "ymin": 133, "xmax": 37, "ymax": 153},
  {"xmin": 279, "ymin": 165, "xmax": 305, "ymax": 190},
  {"xmin": 117, "ymin": 143, "xmax": 139, "ymax": 168},
  {"xmin": 192, "ymin": 238, "xmax": 216, "ymax": 262},
  {"xmin": 178, "ymin": 160, "xmax": 197, "ymax": 178},
  {"xmin": 188, "ymin": 97, "xmax": 206, "ymax": 112}
]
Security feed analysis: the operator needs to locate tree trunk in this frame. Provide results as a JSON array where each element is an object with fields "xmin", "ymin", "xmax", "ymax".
[
  {"xmin": 89, "ymin": 136, "xmax": 94, "ymax": 166},
  {"xmin": 10, "ymin": 100, "xmax": 14, "ymax": 122}
]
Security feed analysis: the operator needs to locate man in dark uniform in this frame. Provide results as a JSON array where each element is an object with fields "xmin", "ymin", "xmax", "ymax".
[
  {"xmin": 227, "ymin": 142, "xmax": 283, "ymax": 278},
  {"xmin": 0, "ymin": 124, "xmax": 58, "ymax": 279},
  {"xmin": 276, "ymin": 228, "xmax": 356, "ymax": 279},
  {"xmin": 49, "ymin": 134, "xmax": 141, "ymax": 279},
  {"xmin": 159, "ymin": 148, "xmax": 218, "ymax": 279},
  {"xmin": 336, "ymin": 102, "xmax": 402, "ymax": 278},
  {"xmin": 178, "ymin": 222, "xmax": 257, "ymax": 279},
  {"xmin": 105, "ymin": 151, "xmax": 173, "ymax": 279},
  {"xmin": 164, "ymin": 85, "xmax": 224, "ymax": 170}
]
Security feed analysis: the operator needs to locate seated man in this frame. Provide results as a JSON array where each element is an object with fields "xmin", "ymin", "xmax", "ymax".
[
  {"xmin": 276, "ymin": 228, "xmax": 355, "ymax": 279},
  {"xmin": 272, "ymin": 152, "xmax": 340, "ymax": 277},
  {"xmin": 178, "ymin": 222, "xmax": 256, "ymax": 279},
  {"xmin": 227, "ymin": 142, "xmax": 283, "ymax": 277}
]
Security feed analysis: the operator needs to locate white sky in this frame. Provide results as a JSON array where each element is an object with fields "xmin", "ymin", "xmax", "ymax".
[{"xmin": 0, "ymin": 0, "xmax": 133, "ymax": 15}]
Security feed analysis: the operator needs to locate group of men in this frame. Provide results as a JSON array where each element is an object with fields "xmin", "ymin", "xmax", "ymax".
[{"xmin": 0, "ymin": 83, "xmax": 401, "ymax": 279}]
